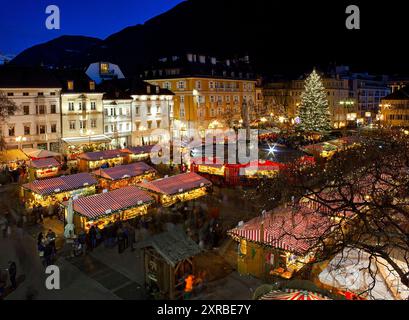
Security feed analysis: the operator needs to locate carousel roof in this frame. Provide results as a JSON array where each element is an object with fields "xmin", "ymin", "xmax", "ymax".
[
  {"xmin": 78, "ymin": 149, "xmax": 129, "ymax": 161},
  {"xmin": 139, "ymin": 226, "xmax": 202, "ymax": 266},
  {"xmin": 93, "ymin": 162, "xmax": 155, "ymax": 181},
  {"xmin": 259, "ymin": 288, "xmax": 331, "ymax": 300},
  {"xmin": 228, "ymin": 206, "xmax": 336, "ymax": 255},
  {"xmin": 29, "ymin": 157, "xmax": 60, "ymax": 169},
  {"xmin": 70, "ymin": 186, "xmax": 154, "ymax": 219},
  {"xmin": 138, "ymin": 172, "xmax": 212, "ymax": 196},
  {"xmin": 23, "ymin": 172, "xmax": 97, "ymax": 195}
]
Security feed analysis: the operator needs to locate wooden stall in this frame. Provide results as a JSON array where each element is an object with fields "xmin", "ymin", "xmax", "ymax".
[
  {"xmin": 28, "ymin": 157, "xmax": 61, "ymax": 181},
  {"xmin": 21, "ymin": 172, "xmax": 98, "ymax": 208},
  {"xmin": 301, "ymin": 136, "xmax": 361, "ymax": 159},
  {"xmin": 228, "ymin": 207, "xmax": 335, "ymax": 280},
  {"xmin": 190, "ymin": 157, "xmax": 292, "ymax": 186},
  {"xmin": 123, "ymin": 145, "xmax": 155, "ymax": 163},
  {"xmin": 0, "ymin": 149, "xmax": 29, "ymax": 170},
  {"xmin": 138, "ymin": 172, "xmax": 212, "ymax": 207},
  {"xmin": 140, "ymin": 226, "xmax": 202, "ymax": 300},
  {"xmin": 63, "ymin": 186, "xmax": 154, "ymax": 231},
  {"xmin": 77, "ymin": 149, "xmax": 130, "ymax": 172},
  {"xmin": 93, "ymin": 162, "xmax": 157, "ymax": 191}
]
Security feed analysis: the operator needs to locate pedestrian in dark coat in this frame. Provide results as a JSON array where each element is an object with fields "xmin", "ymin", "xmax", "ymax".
[
  {"xmin": 89, "ymin": 225, "xmax": 97, "ymax": 250},
  {"xmin": 7, "ymin": 261, "xmax": 17, "ymax": 289}
]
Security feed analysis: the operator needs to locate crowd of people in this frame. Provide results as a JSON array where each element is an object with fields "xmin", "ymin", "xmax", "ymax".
[
  {"xmin": 0, "ymin": 162, "xmax": 27, "ymax": 185},
  {"xmin": 71, "ymin": 221, "xmax": 137, "ymax": 256},
  {"xmin": 37, "ymin": 230, "xmax": 57, "ymax": 267}
]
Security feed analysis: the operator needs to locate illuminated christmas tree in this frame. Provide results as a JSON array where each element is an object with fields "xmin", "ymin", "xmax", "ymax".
[{"xmin": 296, "ymin": 70, "xmax": 331, "ymax": 132}]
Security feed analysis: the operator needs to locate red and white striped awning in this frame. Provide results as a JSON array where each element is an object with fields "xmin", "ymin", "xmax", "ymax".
[
  {"xmin": 93, "ymin": 162, "xmax": 155, "ymax": 181},
  {"xmin": 228, "ymin": 206, "xmax": 335, "ymax": 254},
  {"xmin": 23, "ymin": 173, "xmax": 97, "ymax": 195},
  {"xmin": 30, "ymin": 157, "xmax": 60, "ymax": 169},
  {"xmin": 138, "ymin": 172, "xmax": 212, "ymax": 195},
  {"xmin": 71, "ymin": 186, "xmax": 154, "ymax": 219}
]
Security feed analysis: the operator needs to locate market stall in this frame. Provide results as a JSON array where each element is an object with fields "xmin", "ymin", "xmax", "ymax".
[
  {"xmin": 140, "ymin": 226, "xmax": 202, "ymax": 300},
  {"xmin": 190, "ymin": 157, "xmax": 287, "ymax": 186},
  {"xmin": 0, "ymin": 149, "xmax": 29, "ymax": 170},
  {"xmin": 77, "ymin": 149, "xmax": 129, "ymax": 172},
  {"xmin": 62, "ymin": 186, "xmax": 154, "ymax": 231},
  {"xmin": 93, "ymin": 162, "xmax": 157, "ymax": 191},
  {"xmin": 28, "ymin": 157, "xmax": 61, "ymax": 181},
  {"xmin": 123, "ymin": 145, "xmax": 155, "ymax": 162},
  {"xmin": 228, "ymin": 207, "xmax": 336, "ymax": 280},
  {"xmin": 138, "ymin": 172, "xmax": 212, "ymax": 207},
  {"xmin": 21, "ymin": 172, "xmax": 98, "ymax": 208},
  {"xmin": 22, "ymin": 148, "xmax": 62, "ymax": 161}
]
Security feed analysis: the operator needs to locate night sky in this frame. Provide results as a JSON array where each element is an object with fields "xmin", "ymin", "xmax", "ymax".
[{"xmin": 0, "ymin": 0, "xmax": 184, "ymax": 56}]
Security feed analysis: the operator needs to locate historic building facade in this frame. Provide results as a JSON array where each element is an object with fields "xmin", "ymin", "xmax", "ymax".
[
  {"xmin": 144, "ymin": 53, "xmax": 257, "ymax": 137},
  {"xmin": 0, "ymin": 66, "xmax": 62, "ymax": 151}
]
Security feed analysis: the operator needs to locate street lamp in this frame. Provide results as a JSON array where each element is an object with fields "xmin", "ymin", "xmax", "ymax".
[{"xmin": 15, "ymin": 136, "xmax": 27, "ymax": 149}]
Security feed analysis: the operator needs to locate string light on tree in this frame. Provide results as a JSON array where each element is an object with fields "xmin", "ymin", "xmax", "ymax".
[{"xmin": 296, "ymin": 69, "xmax": 331, "ymax": 132}]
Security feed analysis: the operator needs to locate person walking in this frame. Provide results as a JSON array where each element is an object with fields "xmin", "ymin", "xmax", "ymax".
[
  {"xmin": 0, "ymin": 270, "xmax": 6, "ymax": 299},
  {"xmin": 117, "ymin": 227, "xmax": 125, "ymax": 254},
  {"xmin": 89, "ymin": 225, "xmax": 97, "ymax": 250},
  {"xmin": 7, "ymin": 261, "xmax": 17, "ymax": 290},
  {"xmin": 46, "ymin": 229, "xmax": 56, "ymax": 252},
  {"xmin": 44, "ymin": 243, "xmax": 53, "ymax": 267}
]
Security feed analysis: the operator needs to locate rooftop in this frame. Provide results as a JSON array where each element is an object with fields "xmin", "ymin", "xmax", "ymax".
[
  {"xmin": 29, "ymin": 157, "xmax": 60, "ymax": 169},
  {"xmin": 93, "ymin": 162, "xmax": 155, "ymax": 181},
  {"xmin": 138, "ymin": 172, "xmax": 212, "ymax": 195},
  {"xmin": 78, "ymin": 149, "xmax": 130, "ymax": 161},
  {"xmin": 139, "ymin": 225, "xmax": 202, "ymax": 266},
  {"xmin": 23, "ymin": 172, "xmax": 97, "ymax": 195},
  {"xmin": 69, "ymin": 186, "xmax": 154, "ymax": 220}
]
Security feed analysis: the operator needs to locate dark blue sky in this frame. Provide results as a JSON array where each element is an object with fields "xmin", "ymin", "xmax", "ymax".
[{"xmin": 0, "ymin": 0, "xmax": 183, "ymax": 56}]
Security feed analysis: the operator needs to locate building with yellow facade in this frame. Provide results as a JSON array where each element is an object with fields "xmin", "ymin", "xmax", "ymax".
[
  {"xmin": 380, "ymin": 87, "xmax": 409, "ymax": 127},
  {"xmin": 144, "ymin": 53, "xmax": 257, "ymax": 137}
]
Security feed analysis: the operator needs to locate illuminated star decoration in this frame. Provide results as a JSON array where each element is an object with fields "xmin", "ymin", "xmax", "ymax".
[{"xmin": 266, "ymin": 142, "xmax": 278, "ymax": 158}]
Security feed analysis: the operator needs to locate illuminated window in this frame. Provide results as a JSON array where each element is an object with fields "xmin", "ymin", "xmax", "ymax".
[
  {"xmin": 100, "ymin": 63, "xmax": 109, "ymax": 74},
  {"xmin": 89, "ymin": 81, "xmax": 95, "ymax": 91},
  {"xmin": 67, "ymin": 81, "xmax": 74, "ymax": 91}
]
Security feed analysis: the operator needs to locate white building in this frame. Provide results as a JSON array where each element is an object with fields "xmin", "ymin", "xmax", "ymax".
[
  {"xmin": 131, "ymin": 83, "xmax": 174, "ymax": 146},
  {"xmin": 0, "ymin": 66, "xmax": 62, "ymax": 151},
  {"xmin": 56, "ymin": 70, "xmax": 107, "ymax": 155},
  {"xmin": 86, "ymin": 62, "xmax": 125, "ymax": 85},
  {"xmin": 98, "ymin": 78, "xmax": 174, "ymax": 147}
]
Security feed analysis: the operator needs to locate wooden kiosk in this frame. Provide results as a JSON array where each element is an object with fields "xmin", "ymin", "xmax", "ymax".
[
  {"xmin": 63, "ymin": 186, "xmax": 154, "ymax": 231},
  {"xmin": 140, "ymin": 226, "xmax": 202, "ymax": 299},
  {"xmin": 28, "ymin": 157, "xmax": 61, "ymax": 181},
  {"xmin": 93, "ymin": 162, "xmax": 156, "ymax": 191},
  {"xmin": 21, "ymin": 172, "xmax": 98, "ymax": 208},
  {"xmin": 77, "ymin": 149, "xmax": 130, "ymax": 172},
  {"xmin": 137, "ymin": 172, "xmax": 212, "ymax": 207}
]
